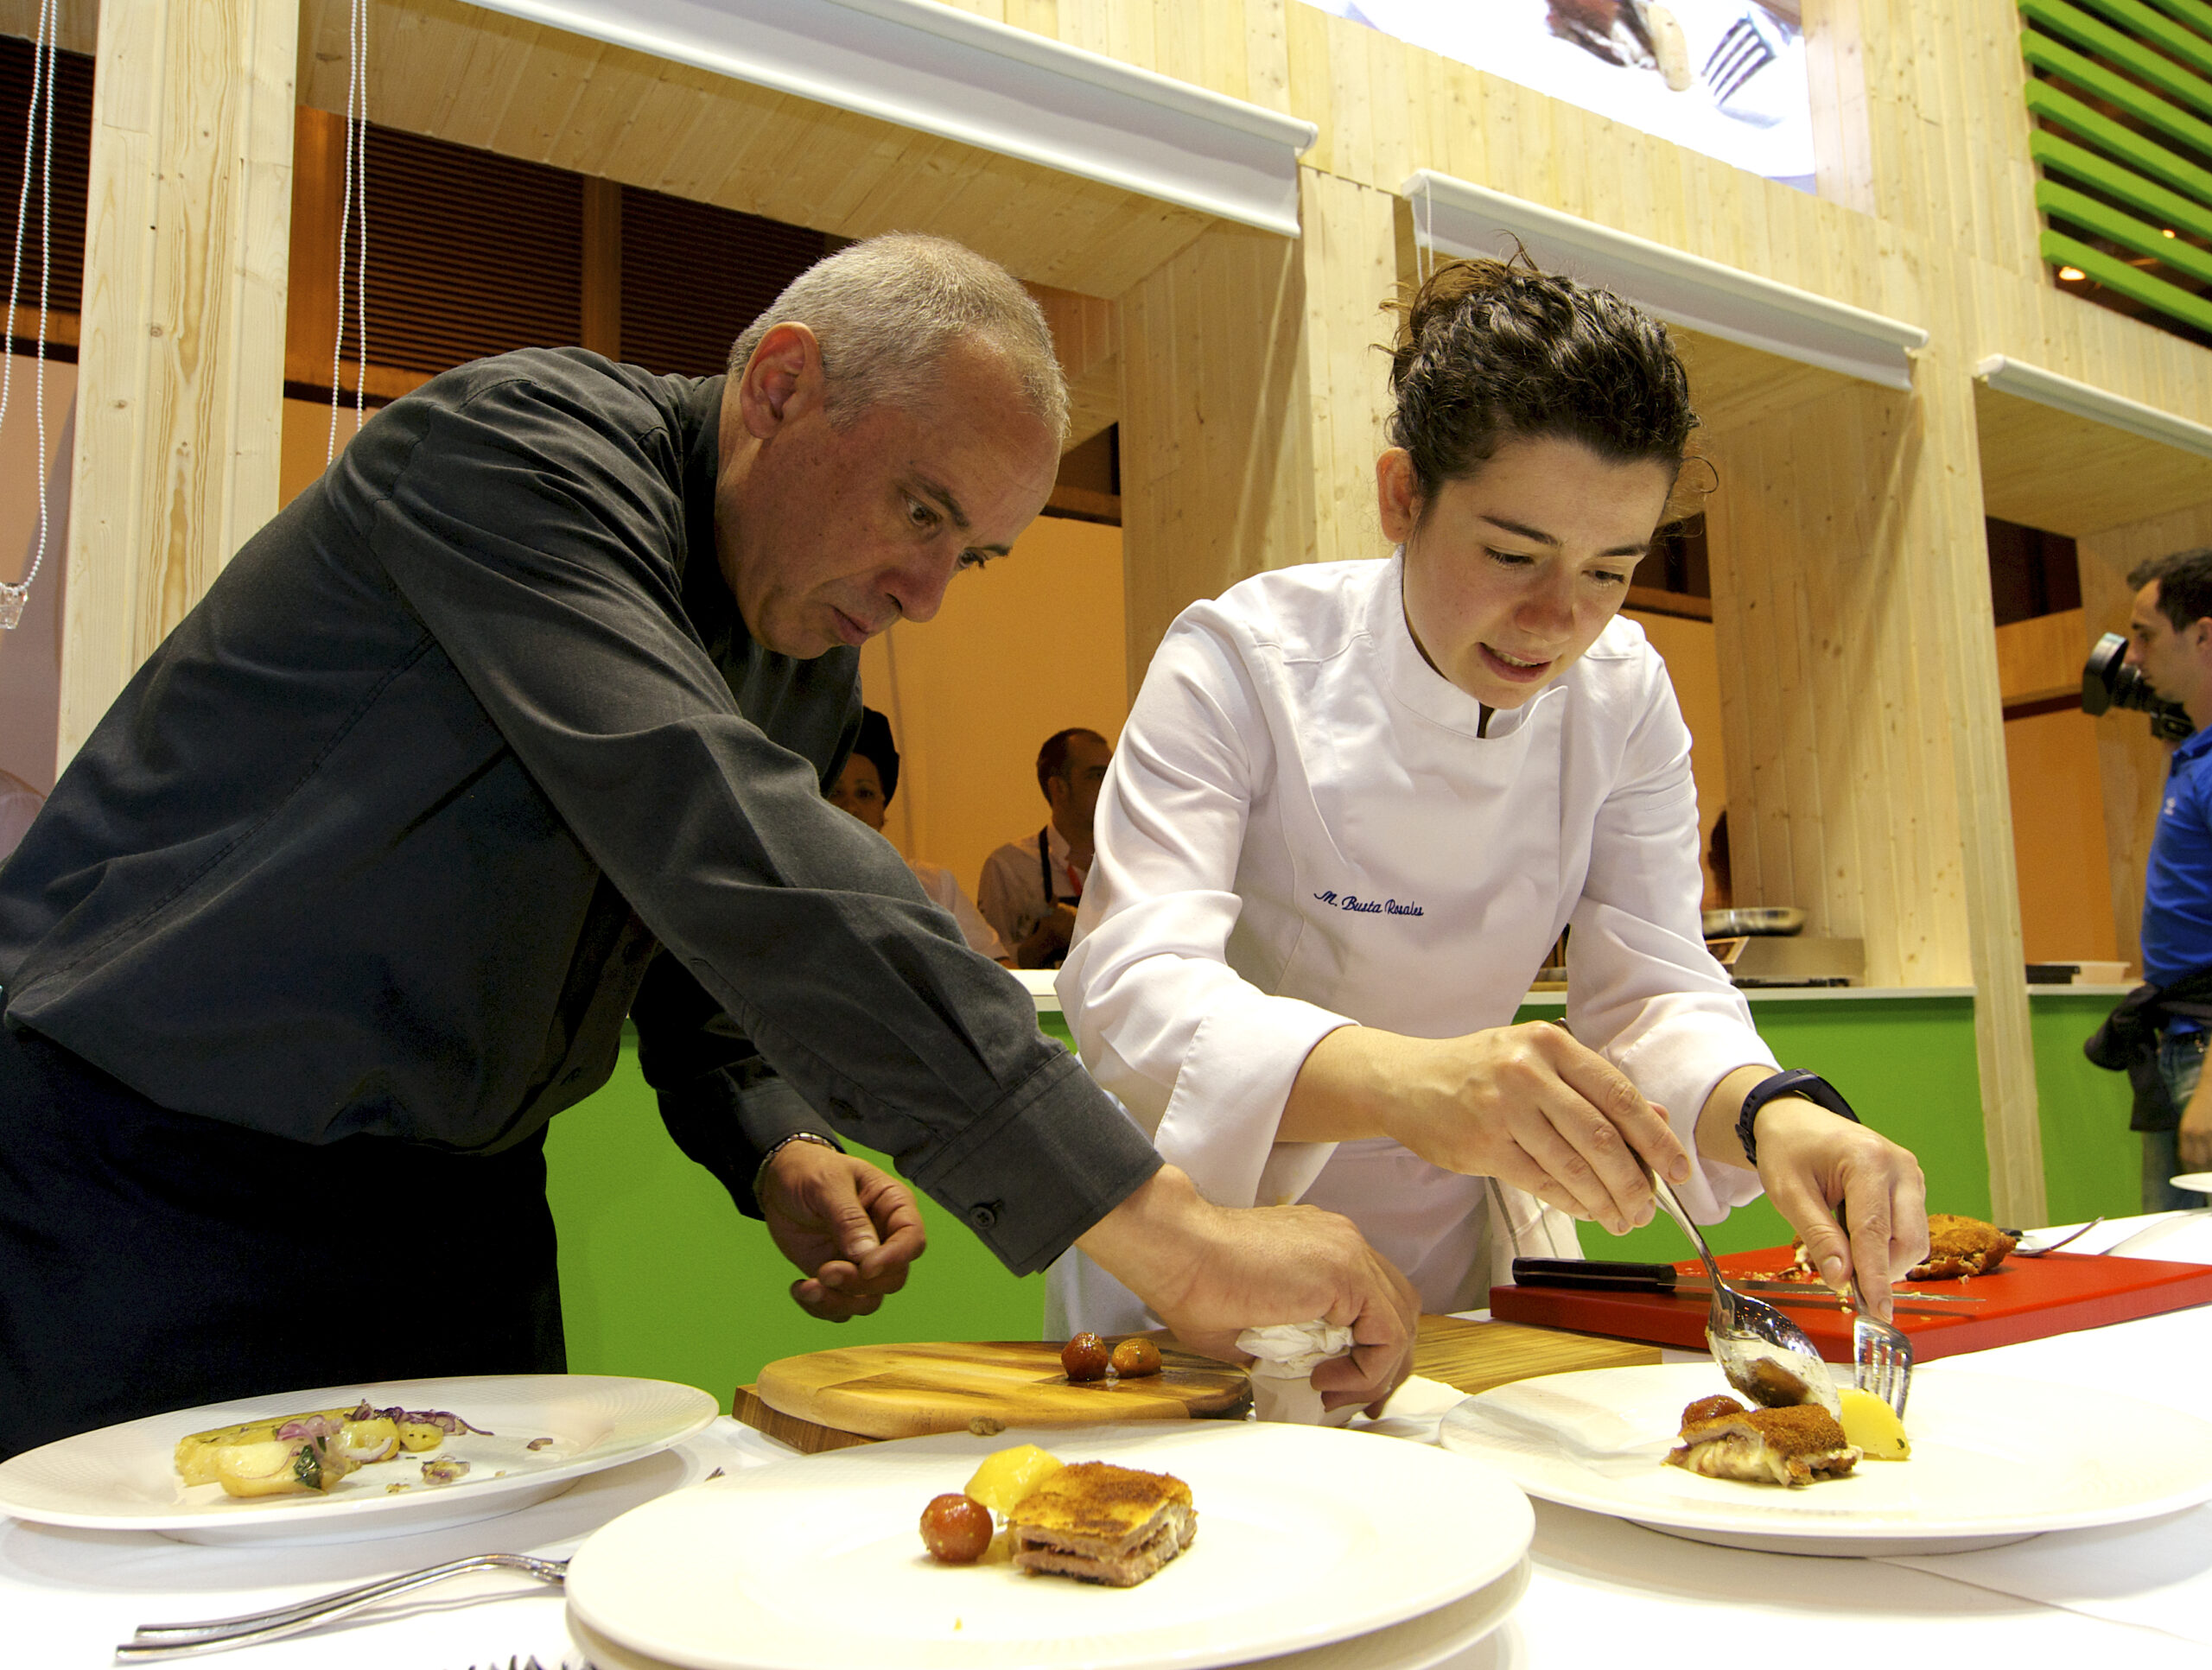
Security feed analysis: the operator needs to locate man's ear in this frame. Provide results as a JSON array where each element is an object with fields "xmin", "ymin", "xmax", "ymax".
[
  {"xmin": 1376, "ymin": 448, "xmax": 1423, "ymax": 543},
  {"xmin": 736, "ymin": 322, "xmax": 824, "ymax": 440}
]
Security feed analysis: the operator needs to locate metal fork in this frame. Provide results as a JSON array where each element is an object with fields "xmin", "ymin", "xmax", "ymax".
[
  {"xmin": 117, "ymin": 1553, "xmax": 568, "ymax": 1660},
  {"xmin": 1649, "ymin": 1172, "xmax": 1840, "ymax": 1418},
  {"xmin": 1849, "ymin": 1280, "xmax": 1913, "ymax": 1417},
  {"xmin": 1703, "ymin": 10, "xmax": 1777, "ymax": 105}
]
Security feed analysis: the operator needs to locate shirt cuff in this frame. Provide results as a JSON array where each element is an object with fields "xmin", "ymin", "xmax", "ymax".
[
  {"xmin": 902, "ymin": 1050, "xmax": 1163, "ymax": 1275},
  {"xmin": 1154, "ymin": 999, "xmax": 1355, "ymax": 1210}
]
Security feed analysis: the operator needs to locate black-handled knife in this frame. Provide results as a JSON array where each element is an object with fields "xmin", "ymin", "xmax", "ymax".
[{"xmin": 1510, "ymin": 1256, "xmax": 1983, "ymax": 1310}]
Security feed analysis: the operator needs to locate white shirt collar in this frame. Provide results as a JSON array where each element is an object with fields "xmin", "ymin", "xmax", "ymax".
[{"xmin": 1373, "ymin": 549, "xmax": 1567, "ymax": 740}]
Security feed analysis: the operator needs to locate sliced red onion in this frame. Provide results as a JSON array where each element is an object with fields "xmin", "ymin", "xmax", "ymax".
[
  {"xmin": 525, "ymin": 1437, "xmax": 554, "ymax": 1451},
  {"xmin": 273, "ymin": 1415, "xmax": 346, "ymax": 1442}
]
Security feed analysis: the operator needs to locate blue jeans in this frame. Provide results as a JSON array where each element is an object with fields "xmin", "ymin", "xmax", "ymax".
[{"xmin": 2148, "ymin": 1029, "xmax": 2207, "ymax": 1214}]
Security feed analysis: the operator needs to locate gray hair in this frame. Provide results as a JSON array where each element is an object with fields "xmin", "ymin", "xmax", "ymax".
[{"xmin": 727, "ymin": 233, "xmax": 1068, "ymax": 441}]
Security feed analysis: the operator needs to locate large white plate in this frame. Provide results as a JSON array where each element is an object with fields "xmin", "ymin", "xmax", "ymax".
[
  {"xmin": 565, "ymin": 1420, "xmax": 1534, "ymax": 1670},
  {"xmin": 0, "ymin": 1374, "xmax": 717, "ymax": 1546},
  {"xmin": 1439, "ymin": 1363, "xmax": 2212, "ymax": 1557},
  {"xmin": 569, "ymin": 1557, "xmax": 1532, "ymax": 1670}
]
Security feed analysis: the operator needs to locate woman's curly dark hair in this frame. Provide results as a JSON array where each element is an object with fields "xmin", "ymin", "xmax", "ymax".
[{"xmin": 1386, "ymin": 252, "xmax": 1699, "ymax": 512}]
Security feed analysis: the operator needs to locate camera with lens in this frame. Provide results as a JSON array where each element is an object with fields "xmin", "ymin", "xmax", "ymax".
[{"xmin": 2082, "ymin": 632, "xmax": 2196, "ymax": 742}]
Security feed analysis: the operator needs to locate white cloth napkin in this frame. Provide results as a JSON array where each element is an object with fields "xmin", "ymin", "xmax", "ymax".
[
  {"xmin": 1236, "ymin": 1320, "xmax": 1356, "ymax": 1425},
  {"xmin": 1441, "ymin": 1375, "xmax": 1675, "ymax": 1476}
]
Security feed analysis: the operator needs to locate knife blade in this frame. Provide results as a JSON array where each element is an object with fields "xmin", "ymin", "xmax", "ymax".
[{"xmin": 1510, "ymin": 1257, "xmax": 1983, "ymax": 1311}]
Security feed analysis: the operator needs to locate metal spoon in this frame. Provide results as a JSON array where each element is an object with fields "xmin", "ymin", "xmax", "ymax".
[{"xmin": 1649, "ymin": 1172, "xmax": 1840, "ymax": 1418}]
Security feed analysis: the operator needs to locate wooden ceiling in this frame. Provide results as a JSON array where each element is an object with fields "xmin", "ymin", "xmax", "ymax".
[
  {"xmin": 1672, "ymin": 327, "xmax": 1864, "ymax": 440},
  {"xmin": 1973, "ymin": 380, "xmax": 2212, "ymax": 538},
  {"xmin": 295, "ymin": 0, "xmax": 1208, "ymax": 302}
]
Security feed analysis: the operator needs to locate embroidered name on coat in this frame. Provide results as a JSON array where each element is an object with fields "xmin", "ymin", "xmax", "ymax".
[{"xmin": 1313, "ymin": 890, "xmax": 1424, "ymax": 917}]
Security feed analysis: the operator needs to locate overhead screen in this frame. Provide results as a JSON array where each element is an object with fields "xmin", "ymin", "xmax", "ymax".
[{"xmin": 1306, "ymin": 0, "xmax": 1816, "ymax": 191}]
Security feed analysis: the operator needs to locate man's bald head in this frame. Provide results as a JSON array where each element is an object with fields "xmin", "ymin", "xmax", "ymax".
[{"xmin": 728, "ymin": 233, "xmax": 1068, "ymax": 441}]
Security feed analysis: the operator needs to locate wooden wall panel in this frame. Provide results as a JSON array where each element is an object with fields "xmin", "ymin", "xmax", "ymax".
[
  {"xmin": 2078, "ymin": 502, "xmax": 2212, "ymax": 977},
  {"xmin": 1116, "ymin": 213, "xmax": 1312, "ymax": 680},
  {"xmin": 1705, "ymin": 360, "xmax": 2046, "ymax": 1223},
  {"xmin": 59, "ymin": 0, "xmax": 295, "ymax": 763},
  {"xmin": 292, "ymin": 0, "xmax": 1211, "ymax": 301}
]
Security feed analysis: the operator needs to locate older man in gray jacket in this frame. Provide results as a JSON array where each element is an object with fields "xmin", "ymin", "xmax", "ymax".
[{"xmin": 0, "ymin": 235, "xmax": 1415, "ymax": 1458}]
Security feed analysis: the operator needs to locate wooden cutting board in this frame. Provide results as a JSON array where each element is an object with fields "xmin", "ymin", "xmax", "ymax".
[
  {"xmin": 1491, "ymin": 1244, "xmax": 2212, "ymax": 1362},
  {"xmin": 752, "ymin": 1338, "xmax": 1251, "ymax": 1439},
  {"xmin": 735, "ymin": 1317, "xmax": 1658, "ymax": 1451}
]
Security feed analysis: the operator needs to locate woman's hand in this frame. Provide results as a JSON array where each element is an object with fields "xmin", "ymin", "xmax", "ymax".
[
  {"xmin": 757, "ymin": 1140, "xmax": 928, "ymax": 1320},
  {"xmin": 1745, "ymin": 1097, "xmax": 1929, "ymax": 1319},
  {"xmin": 1284, "ymin": 1022, "xmax": 1692, "ymax": 1235}
]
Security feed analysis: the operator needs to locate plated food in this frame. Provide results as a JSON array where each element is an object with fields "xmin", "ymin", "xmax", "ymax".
[
  {"xmin": 173, "ymin": 1401, "xmax": 489, "ymax": 1497},
  {"xmin": 1665, "ymin": 1394, "xmax": 1859, "ymax": 1488},
  {"xmin": 1783, "ymin": 1213, "xmax": 2017, "ymax": 1282},
  {"xmin": 918, "ymin": 1443, "xmax": 1198, "ymax": 1587},
  {"xmin": 1009, "ymin": 1462, "xmax": 1197, "ymax": 1587}
]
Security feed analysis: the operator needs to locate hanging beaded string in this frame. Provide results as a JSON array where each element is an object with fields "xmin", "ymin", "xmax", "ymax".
[
  {"xmin": 1, "ymin": 0, "xmax": 58, "ymax": 632},
  {"xmin": 325, "ymin": 0, "xmax": 369, "ymax": 463}
]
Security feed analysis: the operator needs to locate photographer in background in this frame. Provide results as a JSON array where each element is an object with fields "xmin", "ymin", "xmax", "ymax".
[{"xmin": 2089, "ymin": 548, "xmax": 2212, "ymax": 1210}]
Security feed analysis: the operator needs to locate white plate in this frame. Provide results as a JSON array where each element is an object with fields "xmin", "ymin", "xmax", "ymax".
[
  {"xmin": 565, "ymin": 1420, "xmax": 1534, "ymax": 1670},
  {"xmin": 0, "ymin": 1374, "xmax": 717, "ymax": 1546},
  {"xmin": 1439, "ymin": 1363, "xmax": 2212, "ymax": 1557},
  {"xmin": 2170, "ymin": 1172, "xmax": 2212, "ymax": 1193},
  {"xmin": 569, "ymin": 1556, "xmax": 1532, "ymax": 1670}
]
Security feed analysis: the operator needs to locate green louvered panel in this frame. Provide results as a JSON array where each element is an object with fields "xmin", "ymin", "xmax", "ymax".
[
  {"xmin": 2023, "ymin": 0, "xmax": 2212, "ymax": 340},
  {"xmin": 2043, "ymin": 230, "xmax": 2212, "ymax": 331}
]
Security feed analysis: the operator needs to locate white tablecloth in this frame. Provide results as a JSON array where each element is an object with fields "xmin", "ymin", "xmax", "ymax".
[{"xmin": 10, "ymin": 1212, "xmax": 2211, "ymax": 1669}]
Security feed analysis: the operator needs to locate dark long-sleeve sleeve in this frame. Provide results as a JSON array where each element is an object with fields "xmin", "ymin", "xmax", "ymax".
[{"xmin": 0, "ymin": 352, "xmax": 1159, "ymax": 1276}]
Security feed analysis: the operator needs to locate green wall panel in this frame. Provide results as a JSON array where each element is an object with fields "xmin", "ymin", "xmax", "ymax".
[{"xmin": 2030, "ymin": 993, "xmax": 2145, "ymax": 1224}]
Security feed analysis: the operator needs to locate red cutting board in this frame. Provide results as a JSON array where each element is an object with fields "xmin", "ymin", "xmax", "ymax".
[{"xmin": 1491, "ymin": 1244, "xmax": 2212, "ymax": 1363}]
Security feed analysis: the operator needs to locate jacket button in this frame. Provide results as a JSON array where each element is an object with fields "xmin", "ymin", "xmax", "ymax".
[{"xmin": 968, "ymin": 1202, "xmax": 1001, "ymax": 1229}]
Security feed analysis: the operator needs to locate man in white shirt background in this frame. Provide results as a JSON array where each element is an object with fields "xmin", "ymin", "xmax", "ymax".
[{"xmin": 979, "ymin": 727, "xmax": 1110, "ymax": 968}]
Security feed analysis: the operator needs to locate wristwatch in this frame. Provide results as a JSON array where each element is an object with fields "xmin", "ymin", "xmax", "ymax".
[{"xmin": 1736, "ymin": 1069, "xmax": 1859, "ymax": 1165}]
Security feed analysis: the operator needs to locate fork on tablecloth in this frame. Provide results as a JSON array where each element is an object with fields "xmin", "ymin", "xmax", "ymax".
[{"xmin": 117, "ymin": 1554, "xmax": 568, "ymax": 1660}]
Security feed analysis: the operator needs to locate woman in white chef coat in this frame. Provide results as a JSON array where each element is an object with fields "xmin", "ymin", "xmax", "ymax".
[{"xmin": 1052, "ymin": 256, "xmax": 1928, "ymax": 1336}]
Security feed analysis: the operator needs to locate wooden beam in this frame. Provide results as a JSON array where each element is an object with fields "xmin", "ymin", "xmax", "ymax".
[
  {"xmin": 1994, "ymin": 607, "xmax": 2089, "ymax": 707},
  {"xmin": 1705, "ymin": 364, "xmax": 2046, "ymax": 1225},
  {"xmin": 293, "ymin": 0, "xmax": 1211, "ymax": 301},
  {"xmin": 60, "ymin": 0, "xmax": 297, "ymax": 762},
  {"xmin": 580, "ymin": 175, "xmax": 620, "ymax": 359}
]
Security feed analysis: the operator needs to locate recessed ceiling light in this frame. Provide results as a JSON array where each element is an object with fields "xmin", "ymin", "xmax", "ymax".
[
  {"xmin": 2163, "ymin": 227, "xmax": 2178, "ymax": 238},
  {"xmin": 2058, "ymin": 265, "xmax": 2086, "ymax": 281}
]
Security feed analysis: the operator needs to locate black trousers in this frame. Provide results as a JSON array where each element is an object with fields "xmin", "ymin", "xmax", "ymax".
[{"xmin": 0, "ymin": 1023, "xmax": 565, "ymax": 1459}]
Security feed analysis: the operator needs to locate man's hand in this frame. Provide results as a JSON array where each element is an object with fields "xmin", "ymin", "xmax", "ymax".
[
  {"xmin": 1747, "ymin": 1098, "xmax": 1929, "ymax": 1320},
  {"xmin": 1284, "ymin": 1022, "xmax": 1692, "ymax": 1235},
  {"xmin": 756, "ymin": 1140, "xmax": 927, "ymax": 1321},
  {"xmin": 1076, "ymin": 1167, "xmax": 1421, "ymax": 1414},
  {"xmin": 1016, "ymin": 902, "xmax": 1078, "ymax": 968},
  {"xmin": 2180, "ymin": 1058, "xmax": 2212, "ymax": 1172}
]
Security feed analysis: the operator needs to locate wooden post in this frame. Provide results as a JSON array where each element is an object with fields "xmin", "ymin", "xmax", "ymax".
[
  {"xmin": 56, "ymin": 0, "xmax": 297, "ymax": 763},
  {"xmin": 580, "ymin": 175, "xmax": 621, "ymax": 361},
  {"xmin": 1705, "ymin": 362, "xmax": 2047, "ymax": 1225},
  {"xmin": 1116, "ymin": 165, "xmax": 1395, "ymax": 683}
]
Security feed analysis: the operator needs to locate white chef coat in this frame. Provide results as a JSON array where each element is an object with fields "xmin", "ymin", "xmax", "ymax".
[
  {"xmin": 906, "ymin": 857, "xmax": 1009, "ymax": 961},
  {"xmin": 1050, "ymin": 553, "xmax": 1772, "ymax": 1333}
]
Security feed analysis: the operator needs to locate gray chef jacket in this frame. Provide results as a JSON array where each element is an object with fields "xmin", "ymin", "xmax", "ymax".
[{"xmin": 0, "ymin": 348, "xmax": 1158, "ymax": 1274}]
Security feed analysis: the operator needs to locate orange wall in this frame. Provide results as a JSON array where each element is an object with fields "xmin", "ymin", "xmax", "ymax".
[
  {"xmin": 860, "ymin": 514, "xmax": 1127, "ymax": 898},
  {"xmin": 2005, "ymin": 706, "xmax": 2121, "ymax": 967},
  {"xmin": 1624, "ymin": 607, "xmax": 1728, "ymax": 906}
]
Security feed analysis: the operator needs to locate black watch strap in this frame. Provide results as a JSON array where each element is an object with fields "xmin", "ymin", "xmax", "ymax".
[{"xmin": 1736, "ymin": 1069, "xmax": 1859, "ymax": 1165}]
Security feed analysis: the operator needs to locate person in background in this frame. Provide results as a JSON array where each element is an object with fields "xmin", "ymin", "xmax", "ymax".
[
  {"xmin": 978, "ymin": 727, "xmax": 1110, "ymax": 968},
  {"xmin": 2092, "ymin": 549, "xmax": 2212, "ymax": 1209},
  {"xmin": 828, "ymin": 707, "xmax": 1010, "ymax": 963},
  {"xmin": 1053, "ymin": 254, "xmax": 1928, "ymax": 1337}
]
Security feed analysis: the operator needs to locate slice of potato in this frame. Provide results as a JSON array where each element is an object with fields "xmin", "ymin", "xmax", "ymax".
[
  {"xmin": 175, "ymin": 1408, "xmax": 358, "ymax": 1488},
  {"xmin": 963, "ymin": 1445, "xmax": 1065, "ymax": 1517},
  {"xmin": 206, "ymin": 1438, "xmax": 357, "ymax": 1497},
  {"xmin": 1836, "ymin": 1387, "xmax": 1911, "ymax": 1459}
]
